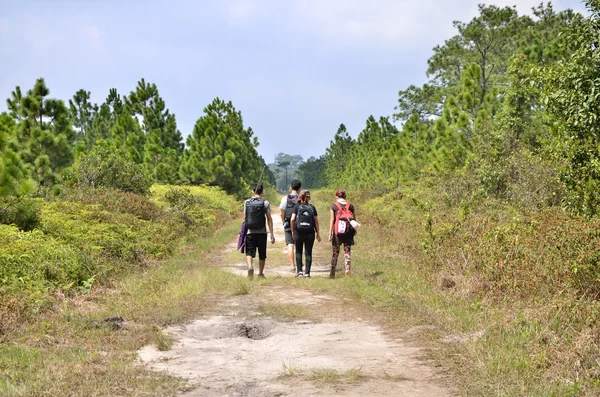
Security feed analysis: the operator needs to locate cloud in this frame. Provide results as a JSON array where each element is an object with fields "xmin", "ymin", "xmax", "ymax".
[{"xmin": 288, "ymin": 0, "xmax": 584, "ymax": 50}]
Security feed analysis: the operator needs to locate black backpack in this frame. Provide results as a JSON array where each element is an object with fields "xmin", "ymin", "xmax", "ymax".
[
  {"xmin": 284, "ymin": 194, "xmax": 299, "ymax": 222},
  {"xmin": 245, "ymin": 198, "xmax": 266, "ymax": 229},
  {"xmin": 296, "ymin": 204, "xmax": 315, "ymax": 233}
]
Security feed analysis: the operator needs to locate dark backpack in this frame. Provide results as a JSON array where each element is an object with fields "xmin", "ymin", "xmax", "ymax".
[
  {"xmin": 284, "ymin": 194, "xmax": 299, "ymax": 222},
  {"xmin": 245, "ymin": 198, "xmax": 266, "ymax": 229},
  {"xmin": 296, "ymin": 204, "xmax": 315, "ymax": 233},
  {"xmin": 334, "ymin": 201, "xmax": 354, "ymax": 235}
]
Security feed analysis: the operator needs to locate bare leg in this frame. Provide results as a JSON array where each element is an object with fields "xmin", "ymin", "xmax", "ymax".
[
  {"xmin": 258, "ymin": 259, "xmax": 265, "ymax": 275},
  {"xmin": 288, "ymin": 244, "xmax": 295, "ymax": 269}
]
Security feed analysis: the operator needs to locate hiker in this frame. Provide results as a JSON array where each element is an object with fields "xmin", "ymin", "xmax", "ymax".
[
  {"xmin": 290, "ymin": 190, "xmax": 321, "ymax": 278},
  {"xmin": 328, "ymin": 189, "xmax": 356, "ymax": 278},
  {"xmin": 280, "ymin": 179, "xmax": 301, "ymax": 271},
  {"xmin": 244, "ymin": 184, "xmax": 275, "ymax": 278}
]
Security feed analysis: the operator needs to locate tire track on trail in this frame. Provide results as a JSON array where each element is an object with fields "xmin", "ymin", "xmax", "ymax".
[{"xmin": 138, "ymin": 209, "xmax": 455, "ymax": 396}]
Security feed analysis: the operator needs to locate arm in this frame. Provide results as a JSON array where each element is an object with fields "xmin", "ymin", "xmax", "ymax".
[
  {"xmin": 266, "ymin": 211, "xmax": 275, "ymax": 244},
  {"xmin": 280, "ymin": 196, "xmax": 286, "ymax": 223},
  {"xmin": 315, "ymin": 215, "xmax": 321, "ymax": 242},
  {"xmin": 290, "ymin": 213, "xmax": 296, "ymax": 239},
  {"xmin": 328, "ymin": 208, "xmax": 335, "ymax": 242}
]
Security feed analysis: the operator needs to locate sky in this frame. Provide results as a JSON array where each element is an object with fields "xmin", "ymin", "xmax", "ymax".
[{"xmin": 0, "ymin": 0, "xmax": 587, "ymax": 164}]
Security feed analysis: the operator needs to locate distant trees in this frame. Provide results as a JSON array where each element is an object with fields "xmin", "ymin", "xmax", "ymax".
[{"xmin": 0, "ymin": 77, "xmax": 272, "ymax": 221}]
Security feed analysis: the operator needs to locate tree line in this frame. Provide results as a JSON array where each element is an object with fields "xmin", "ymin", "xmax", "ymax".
[
  {"xmin": 0, "ymin": 77, "xmax": 275, "ymax": 211},
  {"xmin": 306, "ymin": 1, "xmax": 600, "ymax": 217}
]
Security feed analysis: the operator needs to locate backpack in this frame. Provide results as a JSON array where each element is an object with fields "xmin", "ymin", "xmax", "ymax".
[
  {"xmin": 334, "ymin": 201, "xmax": 354, "ymax": 235},
  {"xmin": 284, "ymin": 194, "xmax": 299, "ymax": 222},
  {"xmin": 296, "ymin": 204, "xmax": 315, "ymax": 233},
  {"xmin": 245, "ymin": 198, "xmax": 266, "ymax": 229}
]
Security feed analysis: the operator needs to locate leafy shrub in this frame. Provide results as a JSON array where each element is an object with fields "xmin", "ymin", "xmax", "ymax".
[
  {"xmin": 74, "ymin": 145, "xmax": 153, "ymax": 195},
  {"xmin": 362, "ymin": 181, "xmax": 600, "ymax": 300},
  {"xmin": 62, "ymin": 187, "xmax": 165, "ymax": 221},
  {"xmin": 0, "ymin": 224, "xmax": 91, "ymax": 295},
  {"xmin": 151, "ymin": 184, "xmax": 239, "ymax": 232},
  {"xmin": 0, "ymin": 197, "xmax": 41, "ymax": 231},
  {"xmin": 40, "ymin": 202, "xmax": 181, "ymax": 267}
]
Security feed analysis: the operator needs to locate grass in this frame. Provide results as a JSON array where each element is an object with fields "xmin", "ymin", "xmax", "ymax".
[
  {"xmin": 257, "ymin": 302, "xmax": 310, "ymax": 322},
  {"xmin": 309, "ymin": 367, "xmax": 366, "ymax": 387},
  {"xmin": 294, "ymin": 189, "xmax": 600, "ymax": 396},
  {"xmin": 0, "ymin": 219, "xmax": 249, "ymax": 397},
  {"xmin": 278, "ymin": 360, "xmax": 299, "ymax": 378}
]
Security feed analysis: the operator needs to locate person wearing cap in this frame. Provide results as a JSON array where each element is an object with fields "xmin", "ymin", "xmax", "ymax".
[{"xmin": 290, "ymin": 190, "xmax": 321, "ymax": 277}]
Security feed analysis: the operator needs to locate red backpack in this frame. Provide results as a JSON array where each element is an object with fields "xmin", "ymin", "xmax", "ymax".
[{"xmin": 334, "ymin": 202, "xmax": 354, "ymax": 235}]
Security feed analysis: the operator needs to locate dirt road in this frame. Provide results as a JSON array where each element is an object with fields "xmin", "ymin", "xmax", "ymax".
[{"xmin": 138, "ymin": 207, "xmax": 454, "ymax": 396}]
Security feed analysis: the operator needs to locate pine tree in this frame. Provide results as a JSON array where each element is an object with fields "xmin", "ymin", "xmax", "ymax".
[
  {"xmin": 180, "ymin": 98, "xmax": 264, "ymax": 194},
  {"xmin": 6, "ymin": 78, "xmax": 74, "ymax": 186}
]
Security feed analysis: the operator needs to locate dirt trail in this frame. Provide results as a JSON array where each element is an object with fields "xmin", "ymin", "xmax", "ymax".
[{"xmin": 138, "ymin": 205, "xmax": 454, "ymax": 396}]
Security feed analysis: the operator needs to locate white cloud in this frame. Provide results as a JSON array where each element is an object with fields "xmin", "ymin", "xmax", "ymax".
[{"xmin": 288, "ymin": 0, "xmax": 584, "ymax": 49}]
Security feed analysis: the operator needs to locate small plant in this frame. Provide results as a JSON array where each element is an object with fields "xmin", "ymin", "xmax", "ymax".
[
  {"xmin": 78, "ymin": 275, "xmax": 96, "ymax": 295},
  {"xmin": 155, "ymin": 330, "xmax": 174, "ymax": 351},
  {"xmin": 278, "ymin": 360, "xmax": 299, "ymax": 378}
]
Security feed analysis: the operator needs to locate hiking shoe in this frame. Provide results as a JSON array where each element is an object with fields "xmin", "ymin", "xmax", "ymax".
[
  {"xmin": 344, "ymin": 270, "xmax": 350, "ymax": 276},
  {"xmin": 258, "ymin": 273, "xmax": 266, "ymax": 279},
  {"xmin": 304, "ymin": 274, "xmax": 311, "ymax": 278},
  {"xmin": 247, "ymin": 268, "xmax": 254, "ymax": 278},
  {"xmin": 295, "ymin": 272, "xmax": 303, "ymax": 278}
]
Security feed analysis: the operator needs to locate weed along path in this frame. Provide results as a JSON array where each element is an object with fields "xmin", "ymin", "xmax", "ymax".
[{"xmin": 138, "ymin": 213, "xmax": 454, "ymax": 396}]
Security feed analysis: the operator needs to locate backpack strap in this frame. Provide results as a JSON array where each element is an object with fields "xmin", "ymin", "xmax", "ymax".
[{"xmin": 334, "ymin": 202, "xmax": 343, "ymax": 212}]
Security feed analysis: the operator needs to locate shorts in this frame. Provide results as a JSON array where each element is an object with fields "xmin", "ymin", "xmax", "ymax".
[
  {"xmin": 284, "ymin": 229, "xmax": 295, "ymax": 245},
  {"xmin": 246, "ymin": 233, "xmax": 267, "ymax": 260}
]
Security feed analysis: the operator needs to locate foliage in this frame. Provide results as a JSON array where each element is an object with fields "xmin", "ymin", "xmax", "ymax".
[
  {"xmin": 73, "ymin": 142, "xmax": 153, "ymax": 195},
  {"xmin": 6, "ymin": 78, "xmax": 74, "ymax": 186},
  {"xmin": 535, "ymin": 1, "xmax": 600, "ymax": 216},
  {"xmin": 180, "ymin": 98, "xmax": 269, "ymax": 196},
  {"xmin": 0, "ymin": 224, "xmax": 89, "ymax": 296},
  {"xmin": 296, "ymin": 155, "xmax": 327, "ymax": 189}
]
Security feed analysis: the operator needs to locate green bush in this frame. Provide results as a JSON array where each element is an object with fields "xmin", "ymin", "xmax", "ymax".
[
  {"xmin": 62, "ymin": 187, "xmax": 165, "ymax": 221},
  {"xmin": 0, "ymin": 197, "xmax": 41, "ymax": 231},
  {"xmin": 40, "ymin": 202, "xmax": 180, "ymax": 268},
  {"xmin": 74, "ymin": 145, "xmax": 153, "ymax": 195},
  {"xmin": 0, "ymin": 224, "xmax": 91, "ymax": 295}
]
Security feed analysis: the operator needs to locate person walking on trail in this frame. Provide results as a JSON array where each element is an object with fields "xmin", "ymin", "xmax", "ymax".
[
  {"xmin": 328, "ymin": 189, "xmax": 356, "ymax": 278},
  {"xmin": 280, "ymin": 179, "xmax": 301, "ymax": 272},
  {"xmin": 290, "ymin": 190, "xmax": 321, "ymax": 278},
  {"xmin": 244, "ymin": 184, "xmax": 275, "ymax": 279}
]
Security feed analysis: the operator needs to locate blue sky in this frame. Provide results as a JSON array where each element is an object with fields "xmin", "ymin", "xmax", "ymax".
[{"xmin": 0, "ymin": 0, "xmax": 586, "ymax": 164}]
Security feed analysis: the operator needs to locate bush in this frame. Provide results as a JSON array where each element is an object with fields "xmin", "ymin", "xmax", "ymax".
[
  {"xmin": 74, "ymin": 145, "xmax": 153, "ymax": 195},
  {"xmin": 62, "ymin": 187, "xmax": 165, "ymax": 221},
  {"xmin": 40, "ymin": 201, "xmax": 181, "ymax": 267},
  {"xmin": 0, "ymin": 224, "xmax": 91, "ymax": 295},
  {"xmin": 0, "ymin": 197, "xmax": 41, "ymax": 231}
]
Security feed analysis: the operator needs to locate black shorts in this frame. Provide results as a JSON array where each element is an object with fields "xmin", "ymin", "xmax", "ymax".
[
  {"xmin": 285, "ymin": 229, "xmax": 295, "ymax": 245},
  {"xmin": 246, "ymin": 233, "xmax": 267, "ymax": 260}
]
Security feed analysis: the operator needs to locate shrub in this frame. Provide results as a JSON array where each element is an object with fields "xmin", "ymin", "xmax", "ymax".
[
  {"xmin": 0, "ymin": 224, "xmax": 91, "ymax": 295},
  {"xmin": 74, "ymin": 145, "xmax": 153, "ymax": 195},
  {"xmin": 62, "ymin": 187, "xmax": 165, "ymax": 221},
  {"xmin": 40, "ymin": 202, "xmax": 181, "ymax": 270},
  {"xmin": 0, "ymin": 197, "xmax": 42, "ymax": 231}
]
